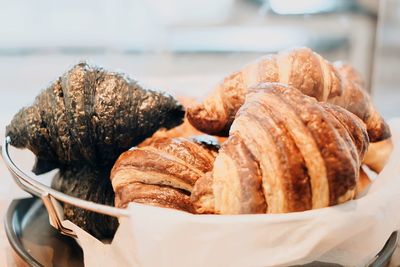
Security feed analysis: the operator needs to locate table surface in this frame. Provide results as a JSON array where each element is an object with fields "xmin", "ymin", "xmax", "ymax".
[{"xmin": 0, "ymin": 54, "xmax": 399, "ymax": 266}]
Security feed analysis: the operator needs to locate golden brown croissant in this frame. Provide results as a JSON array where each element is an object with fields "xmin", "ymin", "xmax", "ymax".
[
  {"xmin": 192, "ymin": 83, "xmax": 369, "ymax": 214},
  {"xmin": 187, "ymin": 47, "xmax": 390, "ymax": 142},
  {"xmin": 110, "ymin": 137, "xmax": 219, "ymax": 211}
]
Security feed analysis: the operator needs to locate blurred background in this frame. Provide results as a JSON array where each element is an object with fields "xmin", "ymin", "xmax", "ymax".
[
  {"xmin": 0, "ymin": 0, "xmax": 399, "ymax": 132},
  {"xmin": 0, "ymin": 0, "xmax": 399, "ymax": 264}
]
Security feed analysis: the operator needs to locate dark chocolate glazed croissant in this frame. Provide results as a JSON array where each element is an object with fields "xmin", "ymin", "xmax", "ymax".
[
  {"xmin": 51, "ymin": 165, "xmax": 118, "ymax": 239},
  {"xmin": 6, "ymin": 62, "xmax": 185, "ymax": 174},
  {"xmin": 111, "ymin": 137, "xmax": 219, "ymax": 212}
]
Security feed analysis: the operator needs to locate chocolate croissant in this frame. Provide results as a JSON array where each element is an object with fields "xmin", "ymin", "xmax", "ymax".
[
  {"xmin": 6, "ymin": 62, "xmax": 184, "ymax": 174},
  {"xmin": 187, "ymin": 47, "xmax": 389, "ymax": 142},
  {"xmin": 111, "ymin": 137, "xmax": 219, "ymax": 212},
  {"xmin": 51, "ymin": 165, "xmax": 118, "ymax": 239},
  {"xmin": 192, "ymin": 83, "xmax": 369, "ymax": 214}
]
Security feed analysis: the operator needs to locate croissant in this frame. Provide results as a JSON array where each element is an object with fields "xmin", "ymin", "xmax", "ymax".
[
  {"xmin": 111, "ymin": 137, "xmax": 219, "ymax": 211},
  {"xmin": 6, "ymin": 62, "xmax": 184, "ymax": 174},
  {"xmin": 51, "ymin": 165, "xmax": 118, "ymax": 239},
  {"xmin": 187, "ymin": 47, "xmax": 390, "ymax": 142},
  {"xmin": 192, "ymin": 83, "xmax": 369, "ymax": 214}
]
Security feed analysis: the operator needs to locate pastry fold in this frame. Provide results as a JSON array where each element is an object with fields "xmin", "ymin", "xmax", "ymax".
[{"xmin": 116, "ymin": 182, "xmax": 194, "ymax": 212}]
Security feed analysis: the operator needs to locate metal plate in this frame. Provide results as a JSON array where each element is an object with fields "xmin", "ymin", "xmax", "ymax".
[
  {"xmin": 5, "ymin": 198, "xmax": 83, "ymax": 267},
  {"xmin": 4, "ymin": 198, "xmax": 398, "ymax": 267}
]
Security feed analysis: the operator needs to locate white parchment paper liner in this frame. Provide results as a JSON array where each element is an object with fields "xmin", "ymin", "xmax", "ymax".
[{"xmin": 60, "ymin": 119, "xmax": 400, "ymax": 267}]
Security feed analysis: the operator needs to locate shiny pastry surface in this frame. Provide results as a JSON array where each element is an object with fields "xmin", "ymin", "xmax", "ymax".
[
  {"xmin": 193, "ymin": 83, "xmax": 369, "ymax": 214},
  {"xmin": 187, "ymin": 47, "xmax": 390, "ymax": 142},
  {"xmin": 6, "ymin": 62, "xmax": 184, "ymax": 174},
  {"xmin": 111, "ymin": 137, "xmax": 219, "ymax": 210}
]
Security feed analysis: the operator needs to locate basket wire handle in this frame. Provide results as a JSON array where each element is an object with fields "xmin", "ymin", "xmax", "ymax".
[{"xmin": 1, "ymin": 136, "xmax": 130, "ymax": 237}]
